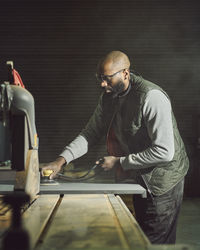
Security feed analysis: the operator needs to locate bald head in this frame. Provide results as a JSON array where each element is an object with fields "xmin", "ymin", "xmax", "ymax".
[
  {"xmin": 98, "ymin": 51, "xmax": 130, "ymax": 75},
  {"xmin": 96, "ymin": 51, "xmax": 131, "ymax": 97}
]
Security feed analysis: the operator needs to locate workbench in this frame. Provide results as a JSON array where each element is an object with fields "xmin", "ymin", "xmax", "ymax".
[
  {"xmin": 0, "ymin": 192, "xmax": 197, "ymax": 250},
  {"xmin": 0, "ymin": 179, "xmax": 198, "ymax": 249},
  {"xmin": 27, "ymin": 194, "xmax": 149, "ymax": 250},
  {"xmin": 0, "ymin": 181, "xmax": 149, "ymax": 250}
]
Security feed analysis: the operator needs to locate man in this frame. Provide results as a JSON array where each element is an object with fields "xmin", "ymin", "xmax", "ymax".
[{"xmin": 42, "ymin": 51, "xmax": 189, "ymax": 244}]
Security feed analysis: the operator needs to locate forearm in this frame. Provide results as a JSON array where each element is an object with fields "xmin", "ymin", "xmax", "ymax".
[{"xmin": 120, "ymin": 144, "xmax": 174, "ymax": 170}]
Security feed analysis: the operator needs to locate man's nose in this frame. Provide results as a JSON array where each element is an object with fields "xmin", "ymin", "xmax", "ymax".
[{"xmin": 101, "ymin": 81, "xmax": 108, "ymax": 88}]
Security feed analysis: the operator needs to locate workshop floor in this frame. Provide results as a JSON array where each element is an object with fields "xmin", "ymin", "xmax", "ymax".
[{"xmin": 176, "ymin": 198, "xmax": 200, "ymax": 247}]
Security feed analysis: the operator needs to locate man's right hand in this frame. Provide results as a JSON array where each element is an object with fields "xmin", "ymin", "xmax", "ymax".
[{"xmin": 41, "ymin": 156, "xmax": 66, "ymax": 179}]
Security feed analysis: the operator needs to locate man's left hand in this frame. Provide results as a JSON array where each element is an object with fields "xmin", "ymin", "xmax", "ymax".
[{"xmin": 96, "ymin": 156, "xmax": 120, "ymax": 171}]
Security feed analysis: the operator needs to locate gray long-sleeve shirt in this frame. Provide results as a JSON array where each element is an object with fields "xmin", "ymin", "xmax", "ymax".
[{"xmin": 59, "ymin": 89, "xmax": 174, "ymax": 169}]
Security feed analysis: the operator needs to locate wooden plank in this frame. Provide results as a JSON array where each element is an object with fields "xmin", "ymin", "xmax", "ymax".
[
  {"xmin": 40, "ymin": 183, "xmax": 147, "ymax": 198},
  {"xmin": 148, "ymin": 244, "xmax": 199, "ymax": 250},
  {"xmin": 21, "ymin": 195, "xmax": 60, "ymax": 249},
  {"xmin": 14, "ymin": 149, "xmax": 40, "ymax": 199},
  {"xmin": 17, "ymin": 195, "xmax": 59, "ymax": 249},
  {"xmin": 35, "ymin": 194, "xmax": 148, "ymax": 250},
  {"xmin": 108, "ymin": 195, "xmax": 150, "ymax": 248},
  {"xmin": 0, "ymin": 195, "xmax": 59, "ymax": 249}
]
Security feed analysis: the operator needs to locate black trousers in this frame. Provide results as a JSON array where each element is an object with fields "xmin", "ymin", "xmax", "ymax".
[{"xmin": 133, "ymin": 179, "xmax": 184, "ymax": 244}]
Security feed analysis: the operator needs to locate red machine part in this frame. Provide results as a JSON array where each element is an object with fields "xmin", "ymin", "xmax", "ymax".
[{"xmin": 12, "ymin": 69, "xmax": 25, "ymax": 88}]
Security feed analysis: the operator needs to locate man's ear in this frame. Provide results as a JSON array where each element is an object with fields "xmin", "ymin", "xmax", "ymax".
[{"xmin": 124, "ymin": 69, "xmax": 129, "ymax": 80}]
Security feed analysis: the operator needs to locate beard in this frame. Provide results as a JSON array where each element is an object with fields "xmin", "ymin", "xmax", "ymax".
[{"xmin": 106, "ymin": 80, "xmax": 126, "ymax": 98}]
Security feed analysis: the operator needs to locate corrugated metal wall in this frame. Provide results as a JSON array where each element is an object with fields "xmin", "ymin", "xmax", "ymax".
[{"xmin": 0, "ymin": 0, "xmax": 200, "ymax": 195}]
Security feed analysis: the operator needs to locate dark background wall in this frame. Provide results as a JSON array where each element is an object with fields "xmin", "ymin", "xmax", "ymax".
[{"xmin": 0, "ymin": 0, "xmax": 200, "ymax": 196}]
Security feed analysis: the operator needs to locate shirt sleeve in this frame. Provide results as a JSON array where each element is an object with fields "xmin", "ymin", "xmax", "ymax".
[
  {"xmin": 120, "ymin": 89, "xmax": 175, "ymax": 170},
  {"xmin": 59, "ymin": 135, "xmax": 88, "ymax": 164},
  {"xmin": 59, "ymin": 94, "xmax": 105, "ymax": 164}
]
